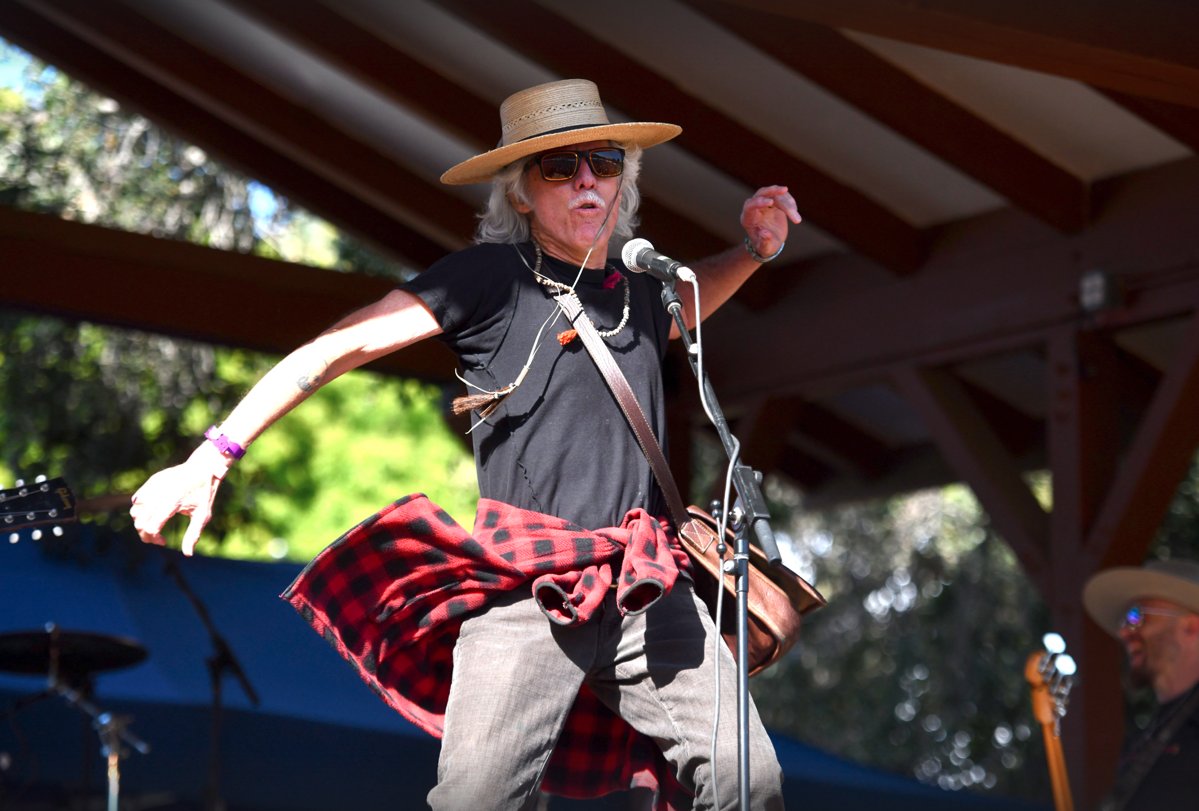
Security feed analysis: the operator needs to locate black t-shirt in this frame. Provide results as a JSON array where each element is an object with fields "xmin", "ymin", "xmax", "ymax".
[
  {"xmin": 1121, "ymin": 691, "xmax": 1199, "ymax": 810},
  {"xmin": 402, "ymin": 241, "xmax": 672, "ymax": 530}
]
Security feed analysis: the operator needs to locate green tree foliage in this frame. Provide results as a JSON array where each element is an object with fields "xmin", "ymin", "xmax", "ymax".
[
  {"xmin": 0, "ymin": 49, "xmax": 259, "ymax": 246},
  {"xmin": 0, "ymin": 45, "xmax": 476, "ymax": 559},
  {"xmin": 753, "ymin": 486, "xmax": 1050, "ymax": 797},
  {"xmin": 8, "ymin": 38, "xmax": 1199, "ymax": 807},
  {"xmin": 212, "ymin": 361, "xmax": 478, "ymax": 562},
  {"xmin": 751, "ymin": 459, "xmax": 1199, "ymax": 800},
  {"xmin": 1154, "ymin": 457, "xmax": 1199, "ymax": 560},
  {"xmin": 0, "ymin": 49, "xmax": 263, "ymax": 523}
]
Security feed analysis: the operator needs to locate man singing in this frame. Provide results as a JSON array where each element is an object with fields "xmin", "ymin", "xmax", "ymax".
[{"xmin": 131, "ymin": 78, "xmax": 800, "ymax": 809}]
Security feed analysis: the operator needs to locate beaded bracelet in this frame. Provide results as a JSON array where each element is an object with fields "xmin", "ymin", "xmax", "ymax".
[
  {"xmin": 204, "ymin": 426, "xmax": 246, "ymax": 460},
  {"xmin": 744, "ymin": 235, "xmax": 785, "ymax": 263}
]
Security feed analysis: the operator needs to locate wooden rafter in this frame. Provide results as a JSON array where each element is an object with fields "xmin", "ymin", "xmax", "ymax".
[
  {"xmin": 685, "ymin": 0, "xmax": 1091, "ymax": 232},
  {"xmin": 707, "ymin": 157, "xmax": 1199, "ymax": 404},
  {"xmin": 1102, "ymin": 90, "xmax": 1199, "ymax": 152},
  {"xmin": 0, "ymin": 206, "xmax": 457, "ymax": 382},
  {"xmin": 790, "ymin": 403, "xmax": 893, "ymax": 479},
  {"xmin": 722, "ymin": 0, "xmax": 1199, "ymax": 108},
  {"xmin": 0, "ymin": 1, "xmax": 449, "ymax": 267},
  {"xmin": 220, "ymin": 0, "xmax": 730, "ymax": 260},
  {"xmin": 223, "ymin": 0, "xmax": 499, "ymax": 149},
  {"xmin": 1038, "ymin": 321, "xmax": 1181, "ymax": 801},
  {"xmin": 956, "ymin": 378, "xmax": 1043, "ymax": 458},
  {"xmin": 1086, "ymin": 307, "xmax": 1199, "ymax": 568},
  {"xmin": 892, "ymin": 364, "xmax": 1051, "ymax": 591},
  {"xmin": 24, "ymin": 0, "xmax": 480, "ymax": 244},
  {"xmin": 439, "ymin": 0, "xmax": 928, "ymax": 274}
]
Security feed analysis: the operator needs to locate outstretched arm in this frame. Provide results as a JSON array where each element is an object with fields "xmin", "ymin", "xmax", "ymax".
[
  {"xmin": 130, "ymin": 289, "xmax": 442, "ymax": 555},
  {"xmin": 669, "ymin": 185, "xmax": 801, "ymax": 339}
]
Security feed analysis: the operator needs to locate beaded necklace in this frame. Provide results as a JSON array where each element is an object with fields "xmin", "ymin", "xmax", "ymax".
[{"xmin": 529, "ymin": 241, "xmax": 630, "ymax": 342}]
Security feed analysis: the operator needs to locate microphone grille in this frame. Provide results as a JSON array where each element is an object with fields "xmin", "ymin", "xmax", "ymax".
[{"xmin": 621, "ymin": 238, "xmax": 653, "ymax": 272}]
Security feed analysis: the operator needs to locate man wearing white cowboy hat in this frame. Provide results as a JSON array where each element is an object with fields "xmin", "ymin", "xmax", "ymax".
[
  {"xmin": 131, "ymin": 78, "xmax": 798, "ymax": 809},
  {"xmin": 1083, "ymin": 559, "xmax": 1199, "ymax": 809}
]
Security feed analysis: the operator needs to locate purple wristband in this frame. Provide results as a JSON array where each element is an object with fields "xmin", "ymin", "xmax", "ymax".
[{"xmin": 204, "ymin": 426, "xmax": 246, "ymax": 460}]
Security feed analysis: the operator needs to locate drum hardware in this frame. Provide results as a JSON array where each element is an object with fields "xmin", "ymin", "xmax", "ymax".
[{"xmin": 0, "ymin": 624, "xmax": 151, "ymax": 811}]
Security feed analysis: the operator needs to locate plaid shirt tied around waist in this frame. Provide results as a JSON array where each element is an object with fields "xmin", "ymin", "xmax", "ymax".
[{"xmin": 282, "ymin": 494, "xmax": 695, "ymax": 808}]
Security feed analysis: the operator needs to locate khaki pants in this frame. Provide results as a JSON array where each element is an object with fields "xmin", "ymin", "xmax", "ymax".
[{"xmin": 428, "ymin": 578, "xmax": 784, "ymax": 810}]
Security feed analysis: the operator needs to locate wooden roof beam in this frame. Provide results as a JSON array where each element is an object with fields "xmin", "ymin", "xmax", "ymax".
[
  {"xmin": 0, "ymin": 206, "xmax": 457, "ymax": 382},
  {"xmin": 223, "ymin": 0, "xmax": 498, "ymax": 150},
  {"xmin": 1086, "ymin": 306, "xmax": 1199, "ymax": 568},
  {"xmin": 956, "ymin": 378, "xmax": 1043, "ymax": 457},
  {"xmin": 893, "ymin": 364, "xmax": 1051, "ymax": 592},
  {"xmin": 440, "ymin": 0, "xmax": 928, "ymax": 274},
  {"xmin": 686, "ymin": 0, "xmax": 1091, "ymax": 233},
  {"xmin": 0, "ymin": 2, "xmax": 448, "ymax": 267},
  {"xmin": 791, "ymin": 403, "xmax": 894, "ymax": 480},
  {"xmin": 24, "ymin": 0, "xmax": 480, "ymax": 245},
  {"xmin": 222, "ymin": 0, "xmax": 729, "ymax": 260},
  {"xmin": 1102, "ymin": 91, "xmax": 1199, "ymax": 153},
  {"xmin": 707, "ymin": 157, "xmax": 1199, "ymax": 402},
  {"xmin": 723, "ymin": 0, "xmax": 1199, "ymax": 108}
]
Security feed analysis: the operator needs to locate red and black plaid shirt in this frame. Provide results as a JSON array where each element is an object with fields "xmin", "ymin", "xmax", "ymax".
[{"xmin": 282, "ymin": 494, "xmax": 695, "ymax": 809}]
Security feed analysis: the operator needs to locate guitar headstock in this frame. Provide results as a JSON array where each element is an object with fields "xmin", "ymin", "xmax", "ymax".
[
  {"xmin": 1025, "ymin": 632, "xmax": 1077, "ymax": 731},
  {"xmin": 1, "ymin": 476, "xmax": 77, "ymax": 543}
]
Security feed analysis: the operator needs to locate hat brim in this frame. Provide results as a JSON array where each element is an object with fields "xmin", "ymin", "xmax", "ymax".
[
  {"xmin": 440, "ymin": 121, "xmax": 681, "ymax": 185},
  {"xmin": 1083, "ymin": 567, "xmax": 1199, "ymax": 636}
]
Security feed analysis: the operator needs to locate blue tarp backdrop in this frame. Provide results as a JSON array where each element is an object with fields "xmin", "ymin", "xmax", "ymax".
[{"xmin": 0, "ymin": 528, "xmax": 1046, "ymax": 810}]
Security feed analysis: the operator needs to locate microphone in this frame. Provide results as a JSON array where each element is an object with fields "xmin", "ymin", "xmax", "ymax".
[{"xmin": 621, "ymin": 238, "xmax": 696, "ymax": 283}]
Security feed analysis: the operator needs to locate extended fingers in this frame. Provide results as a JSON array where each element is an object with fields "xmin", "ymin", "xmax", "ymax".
[
  {"xmin": 744, "ymin": 186, "xmax": 801, "ymax": 224},
  {"xmin": 129, "ymin": 471, "xmax": 205, "ymax": 551},
  {"xmin": 181, "ymin": 510, "xmax": 209, "ymax": 557}
]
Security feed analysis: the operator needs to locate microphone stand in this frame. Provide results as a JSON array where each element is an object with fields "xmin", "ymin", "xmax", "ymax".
[
  {"xmin": 659, "ymin": 282, "xmax": 782, "ymax": 810},
  {"xmin": 161, "ymin": 553, "xmax": 259, "ymax": 811}
]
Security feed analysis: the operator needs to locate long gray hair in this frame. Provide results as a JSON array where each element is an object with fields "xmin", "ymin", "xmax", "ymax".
[{"xmin": 474, "ymin": 144, "xmax": 643, "ymax": 244}]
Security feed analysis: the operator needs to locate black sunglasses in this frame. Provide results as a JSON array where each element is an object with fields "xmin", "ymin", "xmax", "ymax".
[
  {"xmin": 1121, "ymin": 602, "xmax": 1189, "ymax": 630},
  {"xmin": 529, "ymin": 147, "xmax": 625, "ymax": 182}
]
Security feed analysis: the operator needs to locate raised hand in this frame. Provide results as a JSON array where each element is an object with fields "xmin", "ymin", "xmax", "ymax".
[
  {"xmin": 741, "ymin": 185, "xmax": 802, "ymax": 262},
  {"xmin": 130, "ymin": 443, "xmax": 231, "ymax": 556}
]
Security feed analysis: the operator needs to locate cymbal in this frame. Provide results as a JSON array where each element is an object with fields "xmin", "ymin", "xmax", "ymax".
[{"xmin": 0, "ymin": 629, "xmax": 147, "ymax": 678}]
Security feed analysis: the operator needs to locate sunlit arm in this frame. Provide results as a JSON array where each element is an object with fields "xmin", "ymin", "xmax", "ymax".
[
  {"xmin": 130, "ymin": 289, "xmax": 441, "ymax": 555},
  {"xmin": 669, "ymin": 185, "xmax": 801, "ymax": 339}
]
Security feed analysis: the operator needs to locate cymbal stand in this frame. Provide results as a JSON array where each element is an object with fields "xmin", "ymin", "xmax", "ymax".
[{"xmin": 46, "ymin": 624, "xmax": 150, "ymax": 811}]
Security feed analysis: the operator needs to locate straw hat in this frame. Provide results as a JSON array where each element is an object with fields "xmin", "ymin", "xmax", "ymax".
[
  {"xmin": 1083, "ymin": 559, "xmax": 1199, "ymax": 636},
  {"xmin": 440, "ymin": 79, "xmax": 681, "ymax": 185}
]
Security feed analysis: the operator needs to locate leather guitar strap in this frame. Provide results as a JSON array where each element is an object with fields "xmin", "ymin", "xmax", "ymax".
[
  {"xmin": 553, "ymin": 291, "xmax": 691, "ymax": 529},
  {"xmin": 1099, "ymin": 684, "xmax": 1199, "ymax": 811}
]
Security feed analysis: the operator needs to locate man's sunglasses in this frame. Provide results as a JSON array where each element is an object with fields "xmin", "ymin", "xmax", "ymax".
[
  {"xmin": 529, "ymin": 148, "xmax": 625, "ymax": 182},
  {"xmin": 1121, "ymin": 602, "xmax": 1190, "ymax": 630}
]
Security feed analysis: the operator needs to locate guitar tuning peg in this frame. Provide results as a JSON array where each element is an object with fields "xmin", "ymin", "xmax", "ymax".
[
  {"xmin": 14, "ymin": 479, "xmax": 24, "ymax": 488},
  {"xmin": 53, "ymin": 526, "xmax": 64, "ymax": 537},
  {"xmin": 31, "ymin": 529, "xmax": 42, "ymax": 541},
  {"xmin": 1042, "ymin": 632, "xmax": 1066, "ymax": 655},
  {"xmin": 34, "ymin": 475, "xmax": 47, "ymax": 484},
  {"xmin": 7, "ymin": 533, "xmax": 18, "ymax": 544}
]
